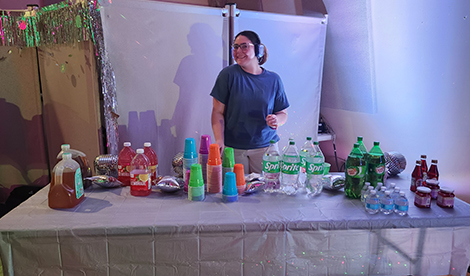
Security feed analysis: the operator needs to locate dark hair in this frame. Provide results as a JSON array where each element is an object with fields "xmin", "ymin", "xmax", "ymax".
[{"xmin": 235, "ymin": 30, "xmax": 268, "ymax": 65}]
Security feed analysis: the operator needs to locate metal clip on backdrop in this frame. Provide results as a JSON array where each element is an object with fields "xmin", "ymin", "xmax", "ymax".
[{"xmin": 222, "ymin": 3, "xmax": 240, "ymax": 65}]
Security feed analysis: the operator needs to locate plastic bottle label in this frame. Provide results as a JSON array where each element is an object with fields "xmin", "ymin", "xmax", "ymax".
[
  {"xmin": 346, "ymin": 166, "xmax": 365, "ymax": 178},
  {"xmin": 371, "ymin": 164, "xmax": 385, "ymax": 175},
  {"xmin": 306, "ymin": 162, "xmax": 323, "ymax": 175},
  {"xmin": 118, "ymin": 165, "xmax": 130, "ymax": 177},
  {"xmin": 395, "ymin": 204, "xmax": 409, "ymax": 211},
  {"xmin": 381, "ymin": 203, "xmax": 394, "ymax": 210},
  {"xmin": 415, "ymin": 194, "xmax": 431, "ymax": 206},
  {"xmin": 130, "ymin": 173, "xmax": 152, "ymax": 190},
  {"xmin": 300, "ymin": 155, "xmax": 307, "ymax": 169},
  {"xmin": 437, "ymin": 196, "xmax": 454, "ymax": 207},
  {"xmin": 75, "ymin": 169, "xmax": 84, "ymax": 199},
  {"xmin": 263, "ymin": 160, "xmax": 280, "ymax": 173},
  {"xmin": 281, "ymin": 161, "xmax": 300, "ymax": 175},
  {"xmin": 366, "ymin": 202, "xmax": 379, "ymax": 210}
]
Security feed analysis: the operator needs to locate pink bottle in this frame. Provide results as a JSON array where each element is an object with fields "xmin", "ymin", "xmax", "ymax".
[
  {"xmin": 130, "ymin": 149, "xmax": 152, "ymax": 196},
  {"xmin": 143, "ymin": 142, "xmax": 159, "ymax": 184},
  {"xmin": 118, "ymin": 142, "xmax": 136, "ymax": 186}
]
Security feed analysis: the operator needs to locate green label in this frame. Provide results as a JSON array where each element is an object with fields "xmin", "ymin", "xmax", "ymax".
[
  {"xmin": 263, "ymin": 160, "xmax": 280, "ymax": 173},
  {"xmin": 75, "ymin": 169, "xmax": 84, "ymax": 199},
  {"xmin": 300, "ymin": 155, "xmax": 307, "ymax": 168},
  {"xmin": 346, "ymin": 166, "xmax": 366, "ymax": 178},
  {"xmin": 306, "ymin": 162, "xmax": 323, "ymax": 175},
  {"xmin": 370, "ymin": 164, "xmax": 385, "ymax": 175},
  {"xmin": 281, "ymin": 161, "xmax": 300, "ymax": 175}
]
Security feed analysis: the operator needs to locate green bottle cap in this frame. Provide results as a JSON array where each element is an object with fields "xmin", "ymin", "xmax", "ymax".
[
  {"xmin": 189, "ymin": 163, "xmax": 204, "ymax": 188},
  {"xmin": 222, "ymin": 147, "xmax": 235, "ymax": 167}
]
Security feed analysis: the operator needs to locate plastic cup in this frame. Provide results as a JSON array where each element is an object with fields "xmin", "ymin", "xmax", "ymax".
[
  {"xmin": 233, "ymin": 163, "xmax": 246, "ymax": 195},
  {"xmin": 188, "ymin": 164, "xmax": 205, "ymax": 201},
  {"xmin": 199, "ymin": 135, "xmax": 211, "ymax": 155},
  {"xmin": 184, "ymin": 138, "xmax": 197, "ymax": 159},
  {"xmin": 208, "ymin": 144, "xmax": 222, "ymax": 166},
  {"xmin": 323, "ymin": 162, "xmax": 331, "ymax": 175},
  {"xmin": 222, "ymin": 147, "xmax": 235, "ymax": 167},
  {"xmin": 222, "ymin": 172, "xmax": 238, "ymax": 202}
]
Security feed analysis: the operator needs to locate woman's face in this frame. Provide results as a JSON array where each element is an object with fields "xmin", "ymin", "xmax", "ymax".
[{"xmin": 232, "ymin": 35, "xmax": 257, "ymax": 67}]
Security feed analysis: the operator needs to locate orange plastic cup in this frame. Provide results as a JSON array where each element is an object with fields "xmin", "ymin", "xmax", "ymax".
[
  {"xmin": 208, "ymin": 144, "xmax": 222, "ymax": 166},
  {"xmin": 233, "ymin": 163, "xmax": 246, "ymax": 195}
]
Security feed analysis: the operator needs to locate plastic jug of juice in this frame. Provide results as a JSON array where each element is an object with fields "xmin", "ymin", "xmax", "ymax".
[
  {"xmin": 118, "ymin": 142, "xmax": 136, "ymax": 186},
  {"xmin": 56, "ymin": 144, "xmax": 93, "ymax": 189},
  {"xmin": 49, "ymin": 153, "xmax": 85, "ymax": 209},
  {"xmin": 143, "ymin": 142, "xmax": 159, "ymax": 183}
]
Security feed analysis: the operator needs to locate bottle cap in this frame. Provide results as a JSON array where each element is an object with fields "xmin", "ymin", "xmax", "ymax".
[
  {"xmin": 370, "ymin": 190, "xmax": 376, "ymax": 195},
  {"xmin": 399, "ymin": 191, "xmax": 405, "ymax": 196},
  {"xmin": 385, "ymin": 190, "xmax": 391, "ymax": 195},
  {"xmin": 417, "ymin": 186, "xmax": 431, "ymax": 193},
  {"xmin": 373, "ymin": 141, "xmax": 380, "ymax": 146},
  {"xmin": 353, "ymin": 143, "xmax": 359, "ymax": 148},
  {"xmin": 183, "ymin": 138, "xmax": 197, "ymax": 159},
  {"xmin": 222, "ymin": 172, "xmax": 238, "ymax": 202},
  {"xmin": 189, "ymin": 163, "xmax": 204, "ymax": 188},
  {"xmin": 314, "ymin": 141, "xmax": 319, "ymax": 145},
  {"xmin": 222, "ymin": 147, "xmax": 235, "ymax": 167},
  {"xmin": 144, "ymin": 142, "xmax": 151, "ymax": 147},
  {"xmin": 421, "ymin": 154, "xmax": 427, "ymax": 159},
  {"xmin": 306, "ymin": 137, "xmax": 312, "ymax": 140},
  {"xmin": 62, "ymin": 152, "xmax": 72, "ymax": 160},
  {"xmin": 289, "ymin": 141, "xmax": 295, "ymax": 145},
  {"xmin": 439, "ymin": 186, "xmax": 454, "ymax": 194},
  {"xmin": 124, "ymin": 142, "xmax": 131, "ymax": 147},
  {"xmin": 199, "ymin": 135, "xmax": 211, "ymax": 154},
  {"xmin": 136, "ymin": 148, "xmax": 144, "ymax": 154},
  {"xmin": 208, "ymin": 144, "xmax": 222, "ymax": 166},
  {"xmin": 61, "ymin": 144, "xmax": 71, "ymax": 150},
  {"xmin": 431, "ymin": 159, "xmax": 438, "ymax": 163},
  {"xmin": 357, "ymin": 136, "xmax": 363, "ymax": 141},
  {"xmin": 233, "ymin": 163, "xmax": 245, "ymax": 187}
]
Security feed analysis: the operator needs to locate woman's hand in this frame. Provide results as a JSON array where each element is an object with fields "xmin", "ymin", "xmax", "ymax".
[{"xmin": 266, "ymin": 114, "xmax": 278, "ymax": 129}]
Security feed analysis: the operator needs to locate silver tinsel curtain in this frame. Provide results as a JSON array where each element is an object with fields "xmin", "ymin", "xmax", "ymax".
[{"xmin": 0, "ymin": 0, "xmax": 118, "ymax": 154}]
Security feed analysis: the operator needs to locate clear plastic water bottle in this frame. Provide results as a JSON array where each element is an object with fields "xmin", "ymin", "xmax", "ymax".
[
  {"xmin": 299, "ymin": 137, "xmax": 315, "ymax": 186},
  {"xmin": 394, "ymin": 191, "xmax": 409, "ymax": 216},
  {"xmin": 380, "ymin": 190, "xmax": 394, "ymax": 215},
  {"xmin": 362, "ymin": 185, "xmax": 374, "ymax": 206},
  {"xmin": 263, "ymin": 140, "xmax": 281, "ymax": 193},
  {"xmin": 391, "ymin": 187, "xmax": 401, "ymax": 207},
  {"xmin": 388, "ymin": 182, "xmax": 396, "ymax": 191},
  {"xmin": 306, "ymin": 141, "xmax": 324, "ymax": 197},
  {"xmin": 377, "ymin": 186, "xmax": 387, "ymax": 199},
  {"xmin": 365, "ymin": 189, "xmax": 380, "ymax": 214},
  {"xmin": 361, "ymin": 182, "xmax": 371, "ymax": 203},
  {"xmin": 375, "ymin": 182, "xmax": 383, "ymax": 192},
  {"xmin": 280, "ymin": 141, "xmax": 300, "ymax": 195}
]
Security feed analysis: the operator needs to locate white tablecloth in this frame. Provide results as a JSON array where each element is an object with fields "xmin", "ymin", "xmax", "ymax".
[{"xmin": 0, "ymin": 174, "xmax": 469, "ymax": 276}]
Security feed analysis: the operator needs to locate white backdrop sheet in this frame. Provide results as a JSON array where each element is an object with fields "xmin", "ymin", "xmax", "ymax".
[{"xmin": 100, "ymin": 0, "xmax": 327, "ymax": 175}]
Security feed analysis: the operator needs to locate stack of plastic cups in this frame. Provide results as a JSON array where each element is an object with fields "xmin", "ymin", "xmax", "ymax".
[
  {"xmin": 207, "ymin": 144, "xmax": 222, "ymax": 193},
  {"xmin": 199, "ymin": 135, "xmax": 211, "ymax": 190},
  {"xmin": 188, "ymin": 163, "xmax": 205, "ymax": 201},
  {"xmin": 223, "ymin": 172, "xmax": 238, "ymax": 203},
  {"xmin": 222, "ymin": 147, "xmax": 235, "ymax": 186},
  {"xmin": 233, "ymin": 164, "xmax": 246, "ymax": 195},
  {"xmin": 183, "ymin": 138, "xmax": 198, "ymax": 193}
]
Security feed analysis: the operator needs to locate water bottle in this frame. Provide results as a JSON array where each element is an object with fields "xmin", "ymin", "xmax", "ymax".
[
  {"xmin": 375, "ymin": 182, "xmax": 383, "ymax": 192},
  {"xmin": 365, "ymin": 189, "xmax": 380, "ymax": 214},
  {"xmin": 391, "ymin": 187, "xmax": 401, "ymax": 206},
  {"xmin": 118, "ymin": 142, "xmax": 136, "ymax": 186},
  {"xmin": 377, "ymin": 186, "xmax": 387, "ymax": 199},
  {"xmin": 299, "ymin": 137, "xmax": 314, "ymax": 186},
  {"xmin": 380, "ymin": 190, "xmax": 394, "ymax": 215},
  {"xmin": 306, "ymin": 141, "xmax": 324, "ymax": 197},
  {"xmin": 387, "ymin": 182, "xmax": 396, "ymax": 192},
  {"xmin": 367, "ymin": 141, "xmax": 386, "ymax": 187},
  {"xmin": 394, "ymin": 191, "xmax": 409, "ymax": 216},
  {"xmin": 130, "ymin": 149, "xmax": 152, "ymax": 196},
  {"xmin": 280, "ymin": 141, "xmax": 300, "ymax": 195},
  {"xmin": 143, "ymin": 142, "xmax": 159, "ymax": 183},
  {"xmin": 344, "ymin": 143, "xmax": 366, "ymax": 199},
  {"xmin": 360, "ymin": 182, "xmax": 371, "ymax": 203},
  {"xmin": 362, "ymin": 185, "xmax": 374, "ymax": 206},
  {"xmin": 263, "ymin": 140, "xmax": 281, "ymax": 193}
]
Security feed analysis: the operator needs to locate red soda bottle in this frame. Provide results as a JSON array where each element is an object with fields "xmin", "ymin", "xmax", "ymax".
[
  {"xmin": 410, "ymin": 160, "xmax": 423, "ymax": 192},
  {"xmin": 118, "ymin": 142, "xmax": 136, "ymax": 186},
  {"xmin": 420, "ymin": 155, "xmax": 428, "ymax": 180},
  {"xmin": 143, "ymin": 142, "xmax": 159, "ymax": 184},
  {"xmin": 427, "ymin": 159, "xmax": 439, "ymax": 180},
  {"xmin": 130, "ymin": 149, "xmax": 152, "ymax": 196}
]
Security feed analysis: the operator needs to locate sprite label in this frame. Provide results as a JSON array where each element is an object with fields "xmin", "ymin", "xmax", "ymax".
[
  {"xmin": 346, "ymin": 165, "xmax": 366, "ymax": 178},
  {"xmin": 263, "ymin": 160, "xmax": 280, "ymax": 173},
  {"xmin": 300, "ymin": 155, "xmax": 307, "ymax": 168},
  {"xmin": 281, "ymin": 161, "xmax": 300, "ymax": 175},
  {"xmin": 306, "ymin": 162, "xmax": 323, "ymax": 175}
]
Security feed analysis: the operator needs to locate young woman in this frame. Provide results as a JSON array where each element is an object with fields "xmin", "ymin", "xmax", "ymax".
[{"xmin": 211, "ymin": 30, "xmax": 289, "ymax": 174}]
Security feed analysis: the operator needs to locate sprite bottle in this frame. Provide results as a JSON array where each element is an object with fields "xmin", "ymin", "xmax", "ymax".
[
  {"xmin": 345, "ymin": 143, "xmax": 366, "ymax": 199},
  {"xmin": 366, "ymin": 141, "xmax": 386, "ymax": 187}
]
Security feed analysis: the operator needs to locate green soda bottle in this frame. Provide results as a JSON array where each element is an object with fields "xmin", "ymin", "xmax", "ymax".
[
  {"xmin": 344, "ymin": 143, "xmax": 366, "ymax": 199},
  {"xmin": 366, "ymin": 141, "xmax": 386, "ymax": 187}
]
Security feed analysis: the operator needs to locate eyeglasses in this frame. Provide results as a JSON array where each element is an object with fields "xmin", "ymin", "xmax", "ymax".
[{"xmin": 232, "ymin": 43, "xmax": 254, "ymax": 51}]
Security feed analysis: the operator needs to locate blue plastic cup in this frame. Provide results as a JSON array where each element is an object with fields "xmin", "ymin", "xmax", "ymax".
[{"xmin": 222, "ymin": 172, "xmax": 238, "ymax": 203}]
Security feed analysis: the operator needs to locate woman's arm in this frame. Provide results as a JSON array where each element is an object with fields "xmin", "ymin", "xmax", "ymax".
[
  {"xmin": 211, "ymin": 98, "xmax": 226, "ymax": 151},
  {"xmin": 266, "ymin": 109, "xmax": 288, "ymax": 129}
]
